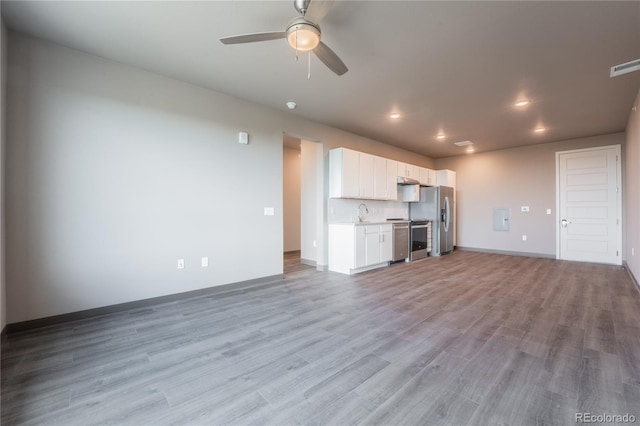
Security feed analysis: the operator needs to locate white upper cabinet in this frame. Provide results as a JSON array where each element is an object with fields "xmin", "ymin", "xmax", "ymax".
[
  {"xmin": 437, "ymin": 169, "xmax": 456, "ymax": 188},
  {"xmin": 375, "ymin": 157, "xmax": 399, "ymax": 200},
  {"xmin": 398, "ymin": 162, "xmax": 419, "ymax": 179},
  {"xmin": 407, "ymin": 164, "xmax": 420, "ymax": 180},
  {"xmin": 329, "ymin": 148, "xmax": 360, "ymax": 198},
  {"xmin": 331, "ymin": 148, "xmax": 399, "ymax": 201},
  {"xmin": 373, "ymin": 156, "xmax": 388, "ymax": 200},
  {"xmin": 386, "ymin": 159, "xmax": 398, "ymax": 200},
  {"xmin": 330, "ymin": 148, "xmax": 376, "ymax": 199},
  {"xmin": 330, "ymin": 147, "xmax": 446, "ymax": 202},
  {"xmin": 429, "ymin": 169, "xmax": 437, "ymax": 186},
  {"xmin": 419, "ymin": 167, "xmax": 436, "ymax": 186},
  {"xmin": 359, "ymin": 153, "xmax": 375, "ymax": 199}
]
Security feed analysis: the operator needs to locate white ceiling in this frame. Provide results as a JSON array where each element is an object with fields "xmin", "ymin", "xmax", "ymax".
[{"xmin": 2, "ymin": 1, "xmax": 639, "ymax": 158}]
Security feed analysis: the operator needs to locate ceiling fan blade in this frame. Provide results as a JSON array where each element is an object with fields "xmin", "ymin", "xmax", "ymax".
[
  {"xmin": 314, "ymin": 41, "xmax": 348, "ymax": 76},
  {"xmin": 220, "ymin": 32, "xmax": 286, "ymax": 45},
  {"xmin": 305, "ymin": 0, "xmax": 335, "ymax": 23}
]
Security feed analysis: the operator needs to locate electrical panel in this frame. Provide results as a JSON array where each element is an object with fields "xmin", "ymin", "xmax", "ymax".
[{"xmin": 494, "ymin": 208, "xmax": 511, "ymax": 232}]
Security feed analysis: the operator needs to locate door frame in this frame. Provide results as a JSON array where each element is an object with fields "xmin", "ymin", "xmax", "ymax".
[
  {"xmin": 555, "ymin": 144, "xmax": 622, "ymax": 264},
  {"xmin": 282, "ymin": 132, "xmax": 326, "ymax": 271}
]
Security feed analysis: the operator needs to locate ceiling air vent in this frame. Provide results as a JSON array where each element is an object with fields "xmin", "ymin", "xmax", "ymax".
[
  {"xmin": 454, "ymin": 140, "xmax": 473, "ymax": 147},
  {"xmin": 610, "ymin": 59, "xmax": 640, "ymax": 77}
]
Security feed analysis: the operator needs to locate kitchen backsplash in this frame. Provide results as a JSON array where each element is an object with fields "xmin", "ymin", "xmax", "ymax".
[{"xmin": 328, "ymin": 198, "xmax": 409, "ymax": 223}]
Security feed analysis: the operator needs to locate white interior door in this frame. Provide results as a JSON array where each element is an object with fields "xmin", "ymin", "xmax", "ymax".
[{"xmin": 556, "ymin": 145, "xmax": 621, "ymax": 265}]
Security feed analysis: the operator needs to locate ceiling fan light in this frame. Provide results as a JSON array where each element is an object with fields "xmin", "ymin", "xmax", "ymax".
[
  {"xmin": 287, "ymin": 28, "xmax": 320, "ymax": 51},
  {"xmin": 286, "ymin": 21, "xmax": 320, "ymax": 52}
]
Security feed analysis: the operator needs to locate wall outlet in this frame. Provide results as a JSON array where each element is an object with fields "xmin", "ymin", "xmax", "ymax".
[
  {"xmin": 521, "ymin": 206, "xmax": 530, "ymax": 212},
  {"xmin": 522, "ymin": 235, "xmax": 527, "ymax": 241},
  {"xmin": 177, "ymin": 259, "xmax": 185, "ymax": 269},
  {"xmin": 546, "ymin": 208, "xmax": 552, "ymax": 215},
  {"xmin": 313, "ymin": 240, "xmax": 317, "ymax": 248},
  {"xmin": 201, "ymin": 257, "xmax": 209, "ymax": 267}
]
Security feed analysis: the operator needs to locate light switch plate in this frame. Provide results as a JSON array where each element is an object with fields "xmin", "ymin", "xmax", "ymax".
[
  {"xmin": 238, "ymin": 131, "xmax": 249, "ymax": 145},
  {"xmin": 177, "ymin": 259, "xmax": 185, "ymax": 269},
  {"xmin": 201, "ymin": 257, "xmax": 209, "ymax": 267},
  {"xmin": 546, "ymin": 209, "xmax": 552, "ymax": 215},
  {"xmin": 522, "ymin": 235, "xmax": 527, "ymax": 241},
  {"xmin": 264, "ymin": 207, "xmax": 275, "ymax": 216},
  {"xmin": 521, "ymin": 206, "xmax": 530, "ymax": 212}
]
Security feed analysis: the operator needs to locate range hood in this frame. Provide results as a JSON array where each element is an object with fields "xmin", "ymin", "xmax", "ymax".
[{"xmin": 397, "ymin": 176, "xmax": 420, "ymax": 185}]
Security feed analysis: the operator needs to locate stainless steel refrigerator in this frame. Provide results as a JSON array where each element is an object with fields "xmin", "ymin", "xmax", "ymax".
[{"xmin": 410, "ymin": 186, "xmax": 455, "ymax": 255}]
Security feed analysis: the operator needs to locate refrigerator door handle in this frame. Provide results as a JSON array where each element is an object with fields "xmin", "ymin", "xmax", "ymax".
[{"xmin": 443, "ymin": 196, "xmax": 451, "ymax": 232}]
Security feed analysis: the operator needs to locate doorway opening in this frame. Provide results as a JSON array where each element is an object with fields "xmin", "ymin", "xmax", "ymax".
[{"xmin": 282, "ymin": 133, "xmax": 323, "ymax": 277}]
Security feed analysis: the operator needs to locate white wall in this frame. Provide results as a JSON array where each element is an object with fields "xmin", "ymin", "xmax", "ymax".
[
  {"xmin": 282, "ymin": 146, "xmax": 301, "ymax": 252},
  {"xmin": 300, "ymin": 140, "xmax": 321, "ymax": 264},
  {"xmin": 625, "ymin": 89, "xmax": 640, "ymax": 282},
  {"xmin": 436, "ymin": 133, "xmax": 625, "ymax": 256},
  {"xmin": 6, "ymin": 33, "xmax": 434, "ymax": 324},
  {"xmin": 6, "ymin": 33, "xmax": 290, "ymax": 323},
  {"xmin": 1, "ymin": 19, "xmax": 7, "ymax": 332}
]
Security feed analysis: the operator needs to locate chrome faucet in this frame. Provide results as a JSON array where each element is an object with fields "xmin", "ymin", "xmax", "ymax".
[{"xmin": 357, "ymin": 203, "xmax": 369, "ymax": 222}]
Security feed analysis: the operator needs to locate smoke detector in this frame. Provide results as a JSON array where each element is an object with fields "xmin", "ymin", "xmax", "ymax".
[
  {"xmin": 286, "ymin": 101, "xmax": 297, "ymax": 110},
  {"xmin": 611, "ymin": 59, "xmax": 640, "ymax": 77}
]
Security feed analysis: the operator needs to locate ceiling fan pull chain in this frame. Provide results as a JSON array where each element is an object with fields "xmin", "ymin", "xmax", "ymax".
[
  {"xmin": 308, "ymin": 51, "xmax": 311, "ymax": 80},
  {"xmin": 294, "ymin": 31, "xmax": 299, "ymax": 62}
]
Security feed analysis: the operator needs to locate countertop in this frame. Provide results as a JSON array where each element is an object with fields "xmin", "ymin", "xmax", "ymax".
[{"xmin": 330, "ymin": 220, "xmax": 410, "ymax": 226}]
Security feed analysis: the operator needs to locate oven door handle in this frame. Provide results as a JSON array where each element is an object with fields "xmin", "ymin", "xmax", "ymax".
[{"xmin": 411, "ymin": 225, "xmax": 429, "ymax": 229}]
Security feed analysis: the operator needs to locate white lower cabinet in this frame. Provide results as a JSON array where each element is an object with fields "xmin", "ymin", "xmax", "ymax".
[
  {"xmin": 329, "ymin": 223, "xmax": 393, "ymax": 275},
  {"xmin": 365, "ymin": 225, "xmax": 381, "ymax": 266},
  {"xmin": 380, "ymin": 226, "xmax": 392, "ymax": 262},
  {"xmin": 355, "ymin": 225, "xmax": 366, "ymax": 268}
]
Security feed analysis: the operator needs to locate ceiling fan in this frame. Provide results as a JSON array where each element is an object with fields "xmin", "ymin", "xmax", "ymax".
[{"xmin": 220, "ymin": 0, "xmax": 348, "ymax": 76}]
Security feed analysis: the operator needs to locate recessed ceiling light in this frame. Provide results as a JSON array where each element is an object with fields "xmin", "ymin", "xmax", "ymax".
[
  {"xmin": 436, "ymin": 133, "xmax": 446, "ymax": 140},
  {"xmin": 534, "ymin": 126, "xmax": 546, "ymax": 133},
  {"xmin": 389, "ymin": 113, "xmax": 401, "ymax": 119},
  {"xmin": 514, "ymin": 99, "xmax": 530, "ymax": 107},
  {"xmin": 466, "ymin": 147, "xmax": 475, "ymax": 154}
]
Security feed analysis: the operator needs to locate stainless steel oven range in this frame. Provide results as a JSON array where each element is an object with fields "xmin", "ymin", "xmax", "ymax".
[{"xmin": 410, "ymin": 219, "xmax": 432, "ymax": 261}]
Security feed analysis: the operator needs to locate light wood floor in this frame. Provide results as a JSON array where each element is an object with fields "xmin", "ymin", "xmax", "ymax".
[
  {"xmin": 283, "ymin": 251, "xmax": 316, "ymax": 279},
  {"xmin": 2, "ymin": 251, "xmax": 640, "ymax": 425}
]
